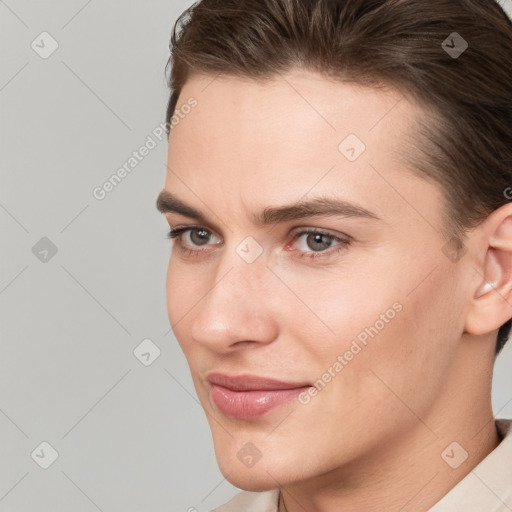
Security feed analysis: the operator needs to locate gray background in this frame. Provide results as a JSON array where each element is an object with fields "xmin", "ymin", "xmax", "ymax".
[{"xmin": 1, "ymin": 1, "xmax": 512, "ymax": 511}]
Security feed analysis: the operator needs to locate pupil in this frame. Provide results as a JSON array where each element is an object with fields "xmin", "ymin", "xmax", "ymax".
[
  {"xmin": 191, "ymin": 229, "xmax": 209, "ymax": 245},
  {"xmin": 308, "ymin": 233, "xmax": 330, "ymax": 251}
]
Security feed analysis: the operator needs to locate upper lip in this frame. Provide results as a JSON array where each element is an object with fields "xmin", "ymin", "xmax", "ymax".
[{"xmin": 207, "ymin": 372, "xmax": 311, "ymax": 391}]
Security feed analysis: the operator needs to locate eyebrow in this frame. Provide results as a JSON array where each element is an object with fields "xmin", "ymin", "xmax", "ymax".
[{"xmin": 155, "ymin": 190, "xmax": 381, "ymax": 225}]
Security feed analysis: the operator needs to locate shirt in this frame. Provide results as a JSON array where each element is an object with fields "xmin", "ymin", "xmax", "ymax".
[{"xmin": 212, "ymin": 418, "xmax": 512, "ymax": 512}]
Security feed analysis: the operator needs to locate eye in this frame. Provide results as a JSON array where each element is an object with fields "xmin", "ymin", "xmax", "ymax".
[
  {"xmin": 168, "ymin": 226, "xmax": 215, "ymax": 245},
  {"xmin": 289, "ymin": 228, "xmax": 351, "ymax": 260},
  {"xmin": 166, "ymin": 226, "xmax": 220, "ymax": 256},
  {"xmin": 166, "ymin": 225, "xmax": 351, "ymax": 261}
]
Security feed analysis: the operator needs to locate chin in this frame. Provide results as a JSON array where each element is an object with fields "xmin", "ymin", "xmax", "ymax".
[
  {"xmin": 215, "ymin": 446, "xmax": 305, "ymax": 491},
  {"xmin": 221, "ymin": 467, "xmax": 281, "ymax": 491}
]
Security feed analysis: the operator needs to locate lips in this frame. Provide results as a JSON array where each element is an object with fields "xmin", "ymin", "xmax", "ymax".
[{"xmin": 207, "ymin": 372, "xmax": 313, "ymax": 419}]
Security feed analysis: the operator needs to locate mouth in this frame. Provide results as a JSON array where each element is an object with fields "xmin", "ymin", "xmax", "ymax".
[{"xmin": 207, "ymin": 372, "xmax": 313, "ymax": 419}]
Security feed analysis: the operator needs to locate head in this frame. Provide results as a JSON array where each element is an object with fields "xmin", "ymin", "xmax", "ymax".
[{"xmin": 157, "ymin": 0, "xmax": 512, "ymax": 491}]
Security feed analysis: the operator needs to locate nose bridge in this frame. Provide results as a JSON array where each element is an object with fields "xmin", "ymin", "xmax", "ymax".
[
  {"xmin": 190, "ymin": 237, "xmax": 276, "ymax": 346},
  {"xmin": 209, "ymin": 238, "xmax": 269, "ymax": 312}
]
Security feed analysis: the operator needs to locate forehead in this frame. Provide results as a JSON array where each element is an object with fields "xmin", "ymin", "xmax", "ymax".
[
  {"xmin": 168, "ymin": 70, "xmax": 420, "ymax": 172},
  {"xmin": 164, "ymin": 71, "xmax": 442, "ymax": 233},
  {"xmin": 175, "ymin": 70, "xmax": 415, "ymax": 127}
]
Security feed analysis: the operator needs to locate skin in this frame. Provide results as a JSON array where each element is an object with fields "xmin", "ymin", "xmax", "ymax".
[{"xmin": 157, "ymin": 71, "xmax": 512, "ymax": 511}]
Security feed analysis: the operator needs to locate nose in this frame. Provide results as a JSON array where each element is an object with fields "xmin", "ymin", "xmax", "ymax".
[{"xmin": 189, "ymin": 247, "xmax": 279, "ymax": 352}]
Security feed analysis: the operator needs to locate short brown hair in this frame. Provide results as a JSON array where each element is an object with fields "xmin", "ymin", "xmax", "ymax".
[{"xmin": 164, "ymin": 0, "xmax": 512, "ymax": 355}]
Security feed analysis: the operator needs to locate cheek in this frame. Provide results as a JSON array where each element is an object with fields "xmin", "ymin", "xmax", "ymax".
[
  {"xmin": 165, "ymin": 256, "xmax": 196, "ymax": 349},
  {"xmin": 282, "ymin": 266, "xmax": 457, "ymax": 457},
  {"xmin": 288, "ymin": 254, "xmax": 455, "ymax": 390},
  {"xmin": 283, "ymin": 263, "xmax": 404, "ymax": 362},
  {"xmin": 336, "ymin": 262, "xmax": 460, "ymax": 413}
]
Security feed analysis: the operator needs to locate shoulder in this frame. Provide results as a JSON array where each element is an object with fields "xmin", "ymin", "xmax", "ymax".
[
  {"xmin": 211, "ymin": 489, "xmax": 280, "ymax": 512},
  {"xmin": 428, "ymin": 418, "xmax": 512, "ymax": 511},
  {"xmin": 496, "ymin": 417, "xmax": 512, "ymax": 440}
]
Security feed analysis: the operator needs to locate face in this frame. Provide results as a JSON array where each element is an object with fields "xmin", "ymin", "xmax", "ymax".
[{"xmin": 158, "ymin": 71, "xmax": 474, "ymax": 490}]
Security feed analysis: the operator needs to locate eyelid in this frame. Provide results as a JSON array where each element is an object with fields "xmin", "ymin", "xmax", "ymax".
[
  {"xmin": 167, "ymin": 225, "xmax": 350, "ymax": 242},
  {"xmin": 167, "ymin": 224, "xmax": 352, "ymax": 261},
  {"xmin": 289, "ymin": 225, "xmax": 351, "ymax": 239},
  {"xmin": 167, "ymin": 224, "xmax": 222, "ymax": 243}
]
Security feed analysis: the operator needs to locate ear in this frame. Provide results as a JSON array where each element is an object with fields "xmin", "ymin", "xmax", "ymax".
[{"xmin": 464, "ymin": 203, "xmax": 512, "ymax": 336}]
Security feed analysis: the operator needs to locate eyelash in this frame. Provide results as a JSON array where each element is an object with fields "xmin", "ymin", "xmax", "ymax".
[{"xmin": 166, "ymin": 225, "xmax": 351, "ymax": 261}]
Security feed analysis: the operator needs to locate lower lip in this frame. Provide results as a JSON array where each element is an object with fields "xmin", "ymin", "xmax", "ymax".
[{"xmin": 209, "ymin": 384, "xmax": 311, "ymax": 419}]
